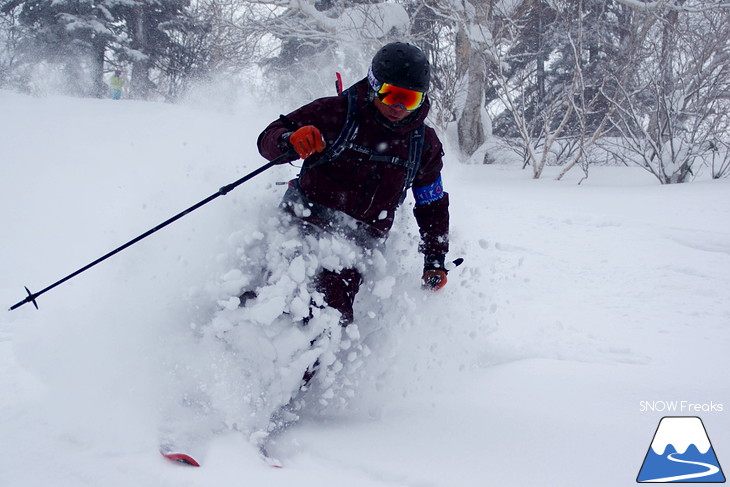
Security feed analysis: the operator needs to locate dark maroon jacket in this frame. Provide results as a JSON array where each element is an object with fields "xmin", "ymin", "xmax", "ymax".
[{"xmin": 257, "ymin": 79, "xmax": 449, "ymax": 257}]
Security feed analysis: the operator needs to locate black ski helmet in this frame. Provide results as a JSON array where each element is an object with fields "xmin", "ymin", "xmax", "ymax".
[{"xmin": 370, "ymin": 42, "xmax": 430, "ymax": 92}]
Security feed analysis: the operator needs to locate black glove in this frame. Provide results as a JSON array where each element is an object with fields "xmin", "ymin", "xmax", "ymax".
[{"xmin": 422, "ymin": 254, "xmax": 447, "ymax": 291}]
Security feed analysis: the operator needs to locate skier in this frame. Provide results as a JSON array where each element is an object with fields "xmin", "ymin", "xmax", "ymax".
[
  {"xmin": 110, "ymin": 70, "xmax": 123, "ymax": 100},
  {"xmin": 161, "ymin": 43, "xmax": 452, "ymax": 465},
  {"xmin": 257, "ymin": 41, "xmax": 450, "ymax": 333}
]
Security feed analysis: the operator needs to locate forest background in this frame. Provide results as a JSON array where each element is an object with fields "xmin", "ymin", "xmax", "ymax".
[{"xmin": 1, "ymin": 0, "xmax": 729, "ymax": 184}]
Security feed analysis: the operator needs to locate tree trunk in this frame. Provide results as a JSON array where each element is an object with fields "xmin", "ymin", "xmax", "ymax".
[
  {"xmin": 130, "ymin": 4, "xmax": 151, "ymax": 100},
  {"xmin": 535, "ymin": 4, "xmax": 545, "ymax": 105},
  {"xmin": 456, "ymin": 1, "xmax": 490, "ymax": 160},
  {"xmin": 90, "ymin": 40, "xmax": 106, "ymax": 98}
]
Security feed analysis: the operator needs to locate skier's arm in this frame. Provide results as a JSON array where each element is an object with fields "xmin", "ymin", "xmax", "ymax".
[
  {"xmin": 412, "ymin": 129, "xmax": 449, "ymax": 289},
  {"xmin": 257, "ymin": 116, "xmax": 301, "ymax": 163},
  {"xmin": 257, "ymin": 96, "xmax": 343, "ymax": 163}
]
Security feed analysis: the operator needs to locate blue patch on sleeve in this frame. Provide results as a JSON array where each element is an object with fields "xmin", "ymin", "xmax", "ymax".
[{"xmin": 413, "ymin": 175, "xmax": 445, "ymax": 207}]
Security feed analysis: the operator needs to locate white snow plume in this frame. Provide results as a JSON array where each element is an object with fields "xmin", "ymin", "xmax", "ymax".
[{"xmin": 159, "ymin": 205, "xmax": 392, "ymax": 440}]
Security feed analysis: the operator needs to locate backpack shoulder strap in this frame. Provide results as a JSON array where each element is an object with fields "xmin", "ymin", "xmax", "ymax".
[
  {"xmin": 405, "ymin": 124, "xmax": 426, "ymax": 189},
  {"xmin": 301, "ymin": 88, "xmax": 360, "ymax": 173},
  {"xmin": 399, "ymin": 123, "xmax": 426, "ymax": 204}
]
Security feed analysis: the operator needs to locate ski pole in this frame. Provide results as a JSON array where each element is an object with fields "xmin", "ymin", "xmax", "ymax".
[{"xmin": 9, "ymin": 151, "xmax": 295, "ymax": 311}]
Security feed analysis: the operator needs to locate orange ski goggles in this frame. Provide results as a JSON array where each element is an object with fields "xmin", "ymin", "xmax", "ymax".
[{"xmin": 375, "ymin": 83, "xmax": 425, "ymax": 111}]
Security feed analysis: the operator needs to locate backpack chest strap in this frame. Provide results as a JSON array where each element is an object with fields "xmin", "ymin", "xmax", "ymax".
[{"xmin": 345, "ymin": 142, "xmax": 410, "ymax": 167}]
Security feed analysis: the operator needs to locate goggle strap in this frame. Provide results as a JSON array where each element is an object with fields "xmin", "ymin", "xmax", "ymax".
[{"xmin": 367, "ymin": 66, "xmax": 381, "ymax": 92}]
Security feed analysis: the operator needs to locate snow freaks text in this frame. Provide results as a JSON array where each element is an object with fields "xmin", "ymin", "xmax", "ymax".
[{"xmin": 639, "ymin": 401, "xmax": 724, "ymax": 413}]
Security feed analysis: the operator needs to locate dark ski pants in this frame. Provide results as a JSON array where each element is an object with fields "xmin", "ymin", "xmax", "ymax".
[
  {"xmin": 280, "ymin": 187, "xmax": 372, "ymax": 328},
  {"xmin": 302, "ymin": 267, "xmax": 361, "ymax": 386},
  {"xmin": 314, "ymin": 267, "xmax": 362, "ymax": 326}
]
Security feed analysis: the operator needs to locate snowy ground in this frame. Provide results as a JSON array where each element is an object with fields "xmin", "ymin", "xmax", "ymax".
[{"xmin": 1, "ymin": 89, "xmax": 729, "ymax": 486}]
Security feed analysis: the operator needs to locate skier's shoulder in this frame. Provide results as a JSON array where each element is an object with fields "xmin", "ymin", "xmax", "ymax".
[
  {"xmin": 296, "ymin": 90, "xmax": 348, "ymax": 115},
  {"xmin": 421, "ymin": 123, "xmax": 443, "ymax": 157}
]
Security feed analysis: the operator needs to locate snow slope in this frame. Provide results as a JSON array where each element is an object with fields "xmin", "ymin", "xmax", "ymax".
[{"xmin": 1, "ymin": 89, "xmax": 729, "ymax": 486}]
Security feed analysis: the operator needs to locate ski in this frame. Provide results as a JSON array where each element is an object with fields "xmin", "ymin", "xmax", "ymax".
[
  {"xmin": 159, "ymin": 449, "xmax": 201, "ymax": 467},
  {"xmin": 157, "ymin": 427, "xmax": 210, "ymax": 467},
  {"xmin": 159, "ymin": 428, "xmax": 288, "ymax": 468}
]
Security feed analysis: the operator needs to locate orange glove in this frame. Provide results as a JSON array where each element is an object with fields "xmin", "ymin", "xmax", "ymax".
[
  {"xmin": 289, "ymin": 125, "xmax": 325, "ymax": 159},
  {"xmin": 422, "ymin": 269, "xmax": 447, "ymax": 291},
  {"xmin": 421, "ymin": 254, "xmax": 448, "ymax": 291}
]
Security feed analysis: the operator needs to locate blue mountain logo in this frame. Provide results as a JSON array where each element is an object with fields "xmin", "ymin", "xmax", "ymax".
[{"xmin": 637, "ymin": 416, "xmax": 725, "ymax": 483}]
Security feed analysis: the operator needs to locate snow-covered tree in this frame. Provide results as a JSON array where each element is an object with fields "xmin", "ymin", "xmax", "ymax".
[
  {"xmin": 406, "ymin": 1, "xmax": 460, "ymax": 132},
  {"xmin": 0, "ymin": 0, "xmax": 192, "ymax": 99},
  {"xmin": 111, "ymin": 0, "xmax": 191, "ymax": 100},
  {"xmin": 245, "ymin": 0, "xmax": 412, "ymax": 100},
  {"xmin": 485, "ymin": 0, "xmax": 612, "ymax": 179},
  {"xmin": 154, "ymin": 0, "xmax": 261, "ymax": 101},
  {"xmin": 1, "ymin": 0, "xmax": 120, "ymax": 96},
  {"xmin": 0, "ymin": 2, "xmax": 23, "ymax": 89},
  {"xmin": 601, "ymin": 1, "xmax": 730, "ymax": 183}
]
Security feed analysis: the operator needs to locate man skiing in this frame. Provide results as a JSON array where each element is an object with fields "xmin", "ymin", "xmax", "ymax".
[
  {"xmin": 257, "ymin": 42, "xmax": 450, "ymax": 331},
  {"xmin": 160, "ymin": 43, "xmax": 452, "ymax": 466}
]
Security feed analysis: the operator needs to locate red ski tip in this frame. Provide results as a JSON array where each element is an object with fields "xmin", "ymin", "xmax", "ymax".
[{"xmin": 160, "ymin": 451, "xmax": 200, "ymax": 467}]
